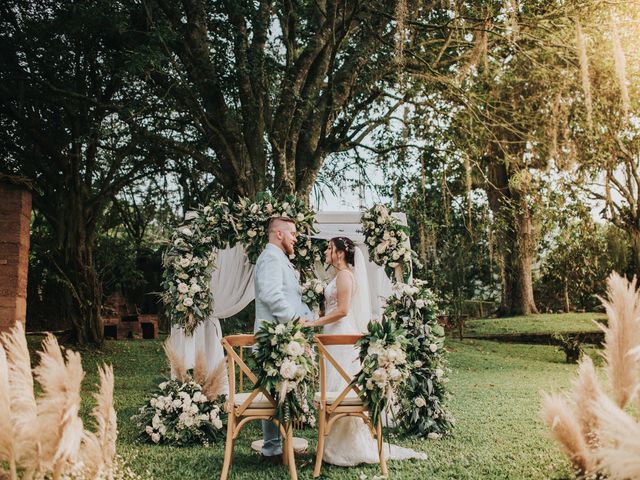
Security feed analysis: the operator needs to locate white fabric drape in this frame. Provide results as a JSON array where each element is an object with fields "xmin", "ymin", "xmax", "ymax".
[{"xmin": 169, "ymin": 244, "xmax": 255, "ymax": 379}]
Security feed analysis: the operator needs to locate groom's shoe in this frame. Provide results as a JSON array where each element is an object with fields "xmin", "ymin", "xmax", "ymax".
[{"xmin": 260, "ymin": 453, "xmax": 284, "ymax": 465}]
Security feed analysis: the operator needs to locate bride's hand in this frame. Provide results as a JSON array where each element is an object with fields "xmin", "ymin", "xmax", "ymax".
[{"xmin": 299, "ymin": 318, "xmax": 316, "ymax": 328}]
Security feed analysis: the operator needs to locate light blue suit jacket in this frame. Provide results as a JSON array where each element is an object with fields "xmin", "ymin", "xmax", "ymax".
[{"xmin": 254, "ymin": 243, "xmax": 311, "ymax": 332}]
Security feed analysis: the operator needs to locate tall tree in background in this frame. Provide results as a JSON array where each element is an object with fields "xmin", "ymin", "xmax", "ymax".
[
  {"xmin": 135, "ymin": 0, "xmax": 418, "ymax": 199},
  {"xmin": 0, "ymin": 1, "xmax": 165, "ymax": 344}
]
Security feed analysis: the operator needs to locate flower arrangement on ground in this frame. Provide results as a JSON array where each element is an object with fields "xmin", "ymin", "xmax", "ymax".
[
  {"xmin": 253, "ymin": 320, "xmax": 317, "ymax": 428},
  {"xmin": 385, "ymin": 279, "xmax": 454, "ymax": 437},
  {"xmin": 361, "ymin": 204, "xmax": 418, "ymax": 282},
  {"xmin": 353, "ymin": 319, "xmax": 409, "ymax": 427},
  {"xmin": 133, "ymin": 342, "xmax": 227, "ymax": 446}
]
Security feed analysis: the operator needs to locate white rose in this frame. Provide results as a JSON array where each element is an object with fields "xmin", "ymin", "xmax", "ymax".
[
  {"xmin": 145, "ymin": 425, "xmax": 153, "ymax": 434},
  {"xmin": 280, "ymin": 359, "xmax": 298, "ymax": 379},
  {"xmin": 428, "ymin": 432, "xmax": 442, "ymax": 440},
  {"xmin": 177, "ymin": 282, "xmax": 189, "ymax": 294},
  {"xmin": 265, "ymin": 203, "xmax": 273, "ymax": 214},
  {"xmin": 414, "ymin": 397, "xmax": 427, "ymax": 408},
  {"xmin": 184, "ymin": 210, "xmax": 199, "ymax": 221},
  {"xmin": 151, "ymin": 432, "xmax": 161, "ymax": 443},
  {"xmin": 190, "ymin": 404, "xmax": 199, "ymax": 415},
  {"xmin": 415, "ymin": 299, "xmax": 426, "ymax": 309},
  {"xmin": 282, "ymin": 202, "xmax": 290, "ymax": 210},
  {"xmin": 159, "ymin": 382, "xmax": 167, "ymax": 390},
  {"xmin": 178, "ymin": 226, "xmax": 193, "ymax": 237},
  {"xmin": 159, "ymin": 424, "xmax": 167, "ymax": 435},
  {"xmin": 179, "ymin": 257, "xmax": 191, "ymax": 268},
  {"xmin": 429, "ymin": 343, "xmax": 438, "ymax": 353},
  {"xmin": 150, "ymin": 398, "xmax": 157, "ymax": 408},
  {"xmin": 212, "ymin": 417, "xmax": 223, "ymax": 429},
  {"xmin": 388, "ymin": 368, "xmax": 402, "ymax": 381},
  {"xmin": 189, "ymin": 283, "xmax": 202, "ymax": 294},
  {"xmin": 392, "ymin": 251, "xmax": 400, "ymax": 260},
  {"xmin": 366, "ymin": 379, "xmax": 375, "ymax": 390},
  {"xmin": 152, "ymin": 414, "xmax": 161, "ymax": 429},
  {"xmin": 286, "ymin": 341, "xmax": 304, "ymax": 357},
  {"xmin": 184, "ymin": 416, "xmax": 194, "ymax": 427},
  {"xmin": 183, "ymin": 297, "xmax": 194, "ymax": 307},
  {"xmin": 314, "ymin": 283, "xmax": 324, "ymax": 294},
  {"xmin": 274, "ymin": 324, "xmax": 286, "ymax": 335},
  {"xmin": 247, "ymin": 229, "xmax": 257, "ymax": 238},
  {"xmin": 413, "ymin": 360, "xmax": 423, "ymax": 368},
  {"xmin": 435, "ymin": 368, "xmax": 444, "ymax": 380},
  {"xmin": 372, "ymin": 367, "xmax": 388, "ymax": 384},
  {"xmin": 296, "ymin": 213, "xmax": 304, "ymax": 222},
  {"xmin": 172, "ymin": 399, "xmax": 182, "ymax": 409}
]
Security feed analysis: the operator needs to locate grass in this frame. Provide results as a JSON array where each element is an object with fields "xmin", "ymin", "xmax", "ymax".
[
  {"xmin": 23, "ymin": 334, "xmax": 598, "ymax": 480},
  {"xmin": 464, "ymin": 312, "xmax": 606, "ymax": 337}
]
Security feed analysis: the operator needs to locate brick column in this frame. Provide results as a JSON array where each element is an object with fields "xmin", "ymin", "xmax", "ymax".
[{"xmin": 0, "ymin": 177, "xmax": 32, "ymax": 332}]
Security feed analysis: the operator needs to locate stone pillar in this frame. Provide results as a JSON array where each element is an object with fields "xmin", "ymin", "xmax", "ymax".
[{"xmin": 0, "ymin": 176, "xmax": 32, "ymax": 332}]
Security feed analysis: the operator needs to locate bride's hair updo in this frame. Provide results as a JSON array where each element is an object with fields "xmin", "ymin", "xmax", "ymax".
[{"xmin": 330, "ymin": 236, "xmax": 356, "ymax": 266}]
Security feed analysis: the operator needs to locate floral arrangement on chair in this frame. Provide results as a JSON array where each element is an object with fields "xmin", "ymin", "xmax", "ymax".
[
  {"xmin": 132, "ymin": 342, "xmax": 227, "ymax": 446},
  {"xmin": 353, "ymin": 319, "xmax": 409, "ymax": 427},
  {"xmin": 385, "ymin": 280, "xmax": 454, "ymax": 438},
  {"xmin": 253, "ymin": 321, "xmax": 317, "ymax": 428}
]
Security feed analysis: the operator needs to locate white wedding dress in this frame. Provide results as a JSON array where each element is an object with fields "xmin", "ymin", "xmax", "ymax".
[{"xmin": 321, "ymin": 270, "xmax": 428, "ymax": 466}]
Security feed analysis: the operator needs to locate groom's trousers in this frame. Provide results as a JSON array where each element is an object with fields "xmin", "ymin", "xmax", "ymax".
[{"xmin": 261, "ymin": 420, "xmax": 282, "ymax": 456}]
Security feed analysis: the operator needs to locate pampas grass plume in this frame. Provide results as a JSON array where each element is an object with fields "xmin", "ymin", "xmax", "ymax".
[
  {"xmin": 0, "ymin": 345, "xmax": 17, "ymax": 480},
  {"xmin": 193, "ymin": 350, "xmax": 207, "ymax": 386},
  {"xmin": 571, "ymin": 355, "xmax": 604, "ymax": 447},
  {"xmin": 31, "ymin": 334, "xmax": 85, "ymax": 477},
  {"xmin": 593, "ymin": 395, "xmax": 640, "ymax": 479},
  {"xmin": 541, "ymin": 392, "xmax": 594, "ymax": 474},
  {"xmin": 164, "ymin": 338, "xmax": 187, "ymax": 382},
  {"xmin": 202, "ymin": 361, "xmax": 227, "ymax": 401},
  {"xmin": 597, "ymin": 272, "xmax": 640, "ymax": 408}
]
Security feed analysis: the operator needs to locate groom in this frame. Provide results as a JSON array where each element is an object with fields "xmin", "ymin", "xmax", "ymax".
[{"xmin": 254, "ymin": 216, "xmax": 311, "ymax": 462}]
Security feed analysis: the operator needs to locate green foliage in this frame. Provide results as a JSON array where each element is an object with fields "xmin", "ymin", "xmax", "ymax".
[
  {"xmin": 536, "ymin": 222, "xmax": 628, "ymax": 312},
  {"xmin": 552, "ymin": 334, "xmax": 584, "ymax": 364}
]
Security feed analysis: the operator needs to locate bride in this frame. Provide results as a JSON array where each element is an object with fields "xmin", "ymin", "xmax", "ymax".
[{"xmin": 301, "ymin": 236, "xmax": 427, "ymax": 466}]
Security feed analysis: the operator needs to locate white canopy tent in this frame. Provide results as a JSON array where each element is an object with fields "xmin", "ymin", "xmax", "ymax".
[{"xmin": 169, "ymin": 211, "xmax": 408, "ymax": 377}]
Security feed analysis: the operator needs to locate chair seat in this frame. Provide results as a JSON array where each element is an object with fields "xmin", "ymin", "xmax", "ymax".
[
  {"xmin": 234, "ymin": 392, "xmax": 274, "ymax": 409},
  {"xmin": 314, "ymin": 391, "xmax": 363, "ymax": 406}
]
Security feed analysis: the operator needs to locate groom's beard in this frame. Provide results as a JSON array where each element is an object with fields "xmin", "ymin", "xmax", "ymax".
[{"xmin": 284, "ymin": 243, "xmax": 294, "ymax": 256}]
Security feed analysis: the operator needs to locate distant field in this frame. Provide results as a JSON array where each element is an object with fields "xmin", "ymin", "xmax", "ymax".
[{"xmin": 464, "ymin": 312, "xmax": 606, "ymax": 337}]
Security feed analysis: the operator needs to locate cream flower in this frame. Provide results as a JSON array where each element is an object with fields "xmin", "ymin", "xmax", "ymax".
[
  {"xmin": 286, "ymin": 341, "xmax": 304, "ymax": 357},
  {"xmin": 414, "ymin": 397, "xmax": 427, "ymax": 408}
]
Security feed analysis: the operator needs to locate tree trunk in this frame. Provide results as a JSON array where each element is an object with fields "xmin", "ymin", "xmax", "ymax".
[
  {"xmin": 486, "ymin": 159, "xmax": 539, "ymax": 316},
  {"xmin": 41, "ymin": 193, "xmax": 104, "ymax": 346},
  {"xmin": 564, "ymin": 277, "xmax": 571, "ymax": 313}
]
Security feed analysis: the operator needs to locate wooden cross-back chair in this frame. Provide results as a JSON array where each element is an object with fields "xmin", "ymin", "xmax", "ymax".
[
  {"xmin": 220, "ymin": 335, "xmax": 297, "ymax": 480},
  {"xmin": 313, "ymin": 334, "xmax": 388, "ymax": 478}
]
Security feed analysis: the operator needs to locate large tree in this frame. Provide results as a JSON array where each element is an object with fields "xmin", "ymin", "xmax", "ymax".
[
  {"xmin": 0, "ymin": 1, "xmax": 165, "ymax": 344},
  {"xmin": 134, "ymin": 0, "xmax": 418, "ymax": 199}
]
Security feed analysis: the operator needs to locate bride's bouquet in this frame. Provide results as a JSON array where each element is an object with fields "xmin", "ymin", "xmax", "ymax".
[
  {"xmin": 301, "ymin": 278, "xmax": 326, "ymax": 313},
  {"xmin": 353, "ymin": 319, "xmax": 409, "ymax": 427},
  {"xmin": 254, "ymin": 321, "xmax": 317, "ymax": 428}
]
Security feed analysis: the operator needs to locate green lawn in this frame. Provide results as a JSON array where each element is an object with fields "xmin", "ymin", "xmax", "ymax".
[
  {"xmin": 464, "ymin": 312, "xmax": 606, "ymax": 337},
  {"xmin": 47, "ymin": 336, "xmax": 597, "ymax": 480}
]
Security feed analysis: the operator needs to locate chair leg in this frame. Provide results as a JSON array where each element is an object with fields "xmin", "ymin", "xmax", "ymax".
[
  {"xmin": 285, "ymin": 426, "xmax": 298, "ymax": 480},
  {"xmin": 220, "ymin": 415, "xmax": 236, "ymax": 480},
  {"xmin": 313, "ymin": 412, "xmax": 326, "ymax": 478},
  {"xmin": 376, "ymin": 419, "xmax": 388, "ymax": 477}
]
